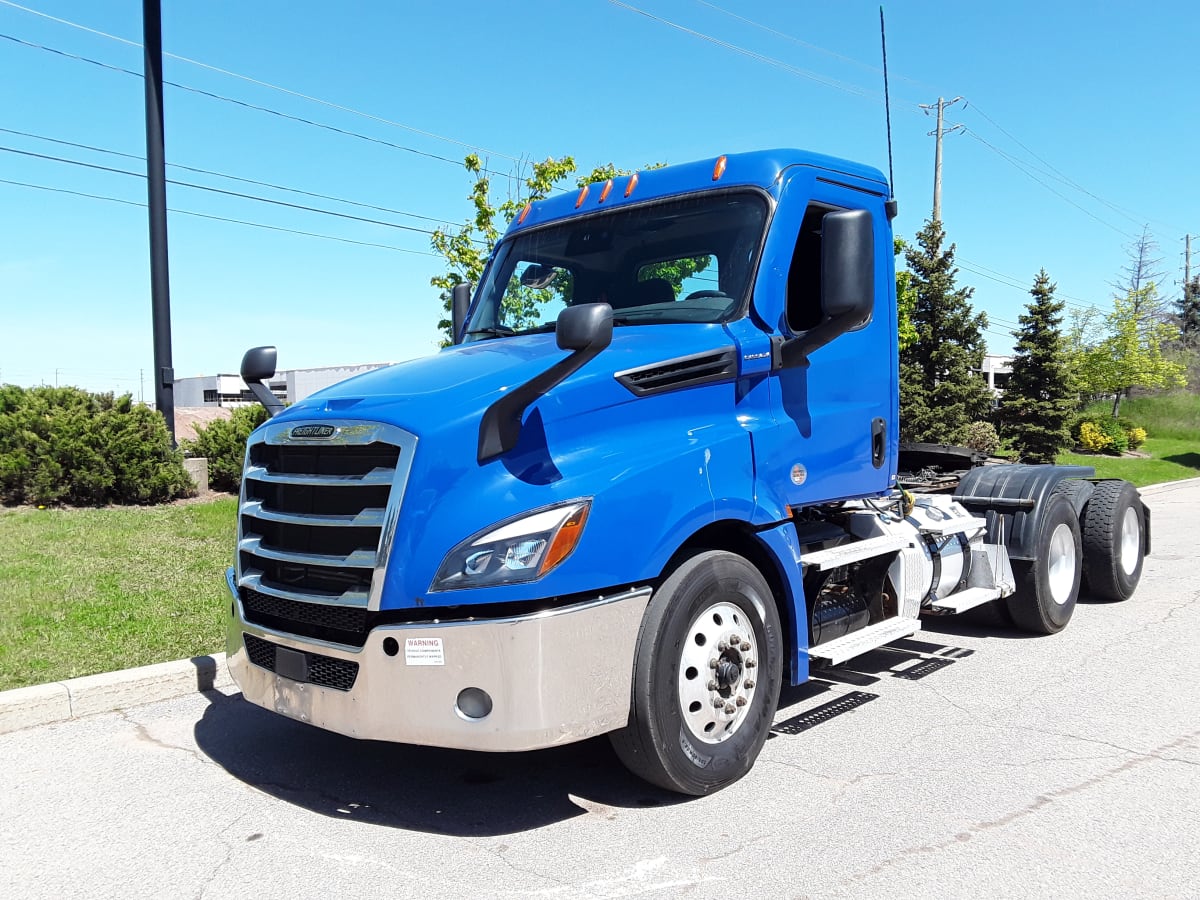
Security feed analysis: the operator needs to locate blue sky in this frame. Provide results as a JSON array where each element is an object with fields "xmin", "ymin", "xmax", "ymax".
[{"xmin": 1, "ymin": 0, "xmax": 1196, "ymax": 396}]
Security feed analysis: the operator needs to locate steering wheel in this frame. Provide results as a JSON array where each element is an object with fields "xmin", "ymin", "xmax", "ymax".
[{"xmin": 683, "ymin": 289, "xmax": 728, "ymax": 301}]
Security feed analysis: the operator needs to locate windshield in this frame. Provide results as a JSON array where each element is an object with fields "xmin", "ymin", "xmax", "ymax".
[{"xmin": 464, "ymin": 190, "xmax": 768, "ymax": 340}]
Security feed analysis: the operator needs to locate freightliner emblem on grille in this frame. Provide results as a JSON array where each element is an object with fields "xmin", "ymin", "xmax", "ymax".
[{"xmin": 290, "ymin": 424, "xmax": 337, "ymax": 439}]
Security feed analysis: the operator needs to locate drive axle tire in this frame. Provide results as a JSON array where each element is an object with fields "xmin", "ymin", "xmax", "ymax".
[
  {"xmin": 1081, "ymin": 480, "xmax": 1144, "ymax": 602},
  {"xmin": 609, "ymin": 550, "xmax": 782, "ymax": 796},
  {"xmin": 1005, "ymin": 492, "xmax": 1082, "ymax": 634}
]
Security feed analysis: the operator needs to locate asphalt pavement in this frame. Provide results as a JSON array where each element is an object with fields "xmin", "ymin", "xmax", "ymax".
[{"xmin": 1, "ymin": 478, "xmax": 1197, "ymax": 899}]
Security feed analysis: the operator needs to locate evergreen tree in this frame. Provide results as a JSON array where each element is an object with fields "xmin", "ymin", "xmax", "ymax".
[
  {"xmin": 899, "ymin": 218, "xmax": 993, "ymax": 443},
  {"xmin": 998, "ymin": 270, "xmax": 1072, "ymax": 463},
  {"xmin": 1177, "ymin": 275, "xmax": 1200, "ymax": 339}
]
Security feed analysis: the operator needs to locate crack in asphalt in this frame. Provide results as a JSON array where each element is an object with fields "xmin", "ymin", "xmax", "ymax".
[{"xmin": 825, "ymin": 728, "xmax": 1200, "ymax": 892}]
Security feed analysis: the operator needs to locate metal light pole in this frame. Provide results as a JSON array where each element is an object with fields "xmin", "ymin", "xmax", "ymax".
[{"xmin": 143, "ymin": 0, "xmax": 175, "ymax": 442}]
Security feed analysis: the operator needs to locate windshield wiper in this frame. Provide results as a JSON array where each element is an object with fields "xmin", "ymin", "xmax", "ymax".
[{"xmin": 464, "ymin": 326, "xmax": 515, "ymax": 340}]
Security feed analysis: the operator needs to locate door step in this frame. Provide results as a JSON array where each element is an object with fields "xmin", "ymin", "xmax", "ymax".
[
  {"xmin": 809, "ymin": 617, "xmax": 921, "ymax": 666},
  {"xmin": 927, "ymin": 586, "xmax": 1002, "ymax": 615},
  {"xmin": 802, "ymin": 534, "xmax": 912, "ymax": 571}
]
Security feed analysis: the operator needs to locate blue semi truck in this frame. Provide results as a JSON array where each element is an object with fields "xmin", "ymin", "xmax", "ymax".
[{"xmin": 225, "ymin": 148, "xmax": 1148, "ymax": 795}]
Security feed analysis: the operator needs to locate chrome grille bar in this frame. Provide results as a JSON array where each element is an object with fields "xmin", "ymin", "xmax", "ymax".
[
  {"xmin": 241, "ymin": 498, "xmax": 386, "ymax": 528},
  {"xmin": 238, "ymin": 535, "xmax": 377, "ymax": 569},
  {"xmin": 243, "ymin": 464, "xmax": 395, "ymax": 487},
  {"xmin": 241, "ymin": 570, "xmax": 371, "ymax": 608}
]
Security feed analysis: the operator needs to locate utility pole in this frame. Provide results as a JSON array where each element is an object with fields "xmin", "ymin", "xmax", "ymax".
[
  {"xmin": 142, "ymin": 0, "xmax": 175, "ymax": 442},
  {"xmin": 919, "ymin": 96, "xmax": 963, "ymax": 223},
  {"xmin": 1186, "ymin": 234, "xmax": 1192, "ymax": 286}
]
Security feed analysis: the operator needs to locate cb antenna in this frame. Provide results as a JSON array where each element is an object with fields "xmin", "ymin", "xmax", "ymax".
[{"xmin": 880, "ymin": 6, "xmax": 897, "ymax": 217}]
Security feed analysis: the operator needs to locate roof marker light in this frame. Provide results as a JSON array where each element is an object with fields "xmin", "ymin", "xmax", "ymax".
[
  {"xmin": 598, "ymin": 179, "xmax": 614, "ymax": 203},
  {"xmin": 517, "ymin": 202, "xmax": 532, "ymax": 224},
  {"xmin": 575, "ymin": 184, "xmax": 590, "ymax": 208},
  {"xmin": 624, "ymin": 172, "xmax": 639, "ymax": 198},
  {"xmin": 712, "ymin": 155, "xmax": 728, "ymax": 181}
]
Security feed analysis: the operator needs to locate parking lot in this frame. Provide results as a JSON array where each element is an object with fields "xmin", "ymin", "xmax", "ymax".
[{"xmin": 2, "ymin": 479, "xmax": 1197, "ymax": 899}]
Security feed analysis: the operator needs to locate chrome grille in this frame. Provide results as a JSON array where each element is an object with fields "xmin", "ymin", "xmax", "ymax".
[{"xmin": 237, "ymin": 420, "xmax": 416, "ymax": 639}]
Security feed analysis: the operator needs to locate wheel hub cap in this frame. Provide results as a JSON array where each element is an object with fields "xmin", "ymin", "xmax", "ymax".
[{"xmin": 678, "ymin": 602, "xmax": 757, "ymax": 744}]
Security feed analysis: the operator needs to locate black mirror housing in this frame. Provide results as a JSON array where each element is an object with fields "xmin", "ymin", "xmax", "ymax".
[
  {"xmin": 240, "ymin": 346, "xmax": 277, "ymax": 383},
  {"xmin": 451, "ymin": 283, "xmax": 472, "ymax": 345},
  {"xmin": 821, "ymin": 208, "xmax": 875, "ymax": 326},
  {"xmin": 556, "ymin": 302, "xmax": 613, "ymax": 353},
  {"xmin": 240, "ymin": 345, "xmax": 284, "ymax": 418}
]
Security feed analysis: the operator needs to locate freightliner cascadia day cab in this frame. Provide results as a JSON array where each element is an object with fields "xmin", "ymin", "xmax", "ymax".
[{"xmin": 226, "ymin": 149, "xmax": 1149, "ymax": 795}]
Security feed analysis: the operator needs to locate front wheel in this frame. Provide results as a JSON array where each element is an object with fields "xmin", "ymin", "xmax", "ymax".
[{"xmin": 609, "ymin": 550, "xmax": 783, "ymax": 795}]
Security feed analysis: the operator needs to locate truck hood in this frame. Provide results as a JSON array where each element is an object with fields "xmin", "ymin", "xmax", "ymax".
[{"xmin": 270, "ymin": 324, "xmax": 739, "ymax": 435}]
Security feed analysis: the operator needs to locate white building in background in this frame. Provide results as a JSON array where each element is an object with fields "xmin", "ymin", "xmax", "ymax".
[
  {"xmin": 174, "ymin": 362, "xmax": 394, "ymax": 408},
  {"xmin": 981, "ymin": 354, "xmax": 1013, "ymax": 397}
]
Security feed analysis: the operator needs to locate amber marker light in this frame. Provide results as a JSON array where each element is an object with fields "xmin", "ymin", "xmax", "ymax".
[
  {"xmin": 624, "ymin": 172, "xmax": 639, "ymax": 197},
  {"xmin": 539, "ymin": 502, "xmax": 590, "ymax": 575},
  {"xmin": 575, "ymin": 184, "xmax": 590, "ymax": 208},
  {"xmin": 712, "ymin": 155, "xmax": 728, "ymax": 181},
  {"xmin": 598, "ymin": 179, "xmax": 614, "ymax": 203},
  {"xmin": 517, "ymin": 202, "xmax": 532, "ymax": 224}
]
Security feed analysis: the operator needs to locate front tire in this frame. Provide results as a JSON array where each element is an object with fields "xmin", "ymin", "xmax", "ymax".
[
  {"xmin": 1005, "ymin": 492, "xmax": 1082, "ymax": 634},
  {"xmin": 609, "ymin": 550, "xmax": 783, "ymax": 795},
  {"xmin": 1081, "ymin": 480, "xmax": 1145, "ymax": 601}
]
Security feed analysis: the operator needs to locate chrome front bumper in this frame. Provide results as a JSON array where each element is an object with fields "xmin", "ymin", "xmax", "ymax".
[{"xmin": 224, "ymin": 568, "xmax": 650, "ymax": 752}]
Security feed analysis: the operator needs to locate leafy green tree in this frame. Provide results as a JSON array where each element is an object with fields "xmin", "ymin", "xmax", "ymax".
[
  {"xmin": 997, "ymin": 270, "xmax": 1073, "ymax": 463},
  {"xmin": 894, "ymin": 238, "xmax": 917, "ymax": 352},
  {"xmin": 1075, "ymin": 286, "xmax": 1188, "ymax": 416},
  {"xmin": 898, "ymin": 218, "xmax": 993, "ymax": 443}
]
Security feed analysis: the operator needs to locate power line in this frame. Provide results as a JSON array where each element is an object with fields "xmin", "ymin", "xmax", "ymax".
[
  {"xmin": 0, "ymin": 32, "xmax": 512, "ymax": 178},
  {"xmin": 0, "ymin": 0, "xmax": 521, "ymax": 163},
  {"xmin": 0, "ymin": 127, "xmax": 459, "ymax": 228},
  {"xmin": 0, "ymin": 144, "xmax": 450, "ymax": 237},
  {"xmin": 607, "ymin": 0, "xmax": 877, "ymax": 99},
  {"xmin": 962, "ymin": 128, "xmax": 1137, "ymax": 240},
  {"xmin": 0, "ymin": 177, "xmax": 438, "ymax": 256}
]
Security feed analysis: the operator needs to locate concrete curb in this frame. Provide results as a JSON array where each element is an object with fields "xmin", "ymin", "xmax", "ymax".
[
  {"xmin": 1138, "ymin": 476, "xmax": 1200, "ymax": 495},
  {"xmin": 0, "ymin": 653, "xmax": 233, "ymax": 735}
]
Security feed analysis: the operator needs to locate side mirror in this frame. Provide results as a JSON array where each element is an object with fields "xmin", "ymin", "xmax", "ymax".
[
  {"xmin": 556, "ymin": 302, "xmax": 613, "ymax": 353},
  {"xmin": 477, "ymin": 303, "xmax": 613, "ymax": 463},
  {"xmin": 451, "ymin": 282, "xmax": 472, "ymax": 345},
  {"xmin": 240, "ymin": 345, "xmax": 277, "ymax": 382},
  {"xmin": 821, "ymin": 208, "xmax": 875, "ymax": 326},
  {"xmin": 240, "ymin": 345, "xmax": 285, "ymax": 418},
  {"xmin": 776, "ymin": 209, "xmax": 875, "ymax": 369}
]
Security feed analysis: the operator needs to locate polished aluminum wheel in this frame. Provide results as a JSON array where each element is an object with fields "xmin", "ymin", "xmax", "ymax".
[{"xmin": 677, "ymin": 602, "xmax": 758, "ymax": 744}]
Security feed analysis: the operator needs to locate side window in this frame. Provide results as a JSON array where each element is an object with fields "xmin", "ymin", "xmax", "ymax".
[
  {"xmin": 500, "ymin": 261, "xmax": 574, "ymax": 330},
  {"xmin": 785, "ymin": 203, "xmax": 836, "ymax": 333}
]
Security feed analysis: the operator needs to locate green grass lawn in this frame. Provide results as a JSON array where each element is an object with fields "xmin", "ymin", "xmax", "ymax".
[
  {"xmin": 0, "ymin": 497, "xmax": 236, "ymax": 691},
  {"xmin": 1059, "ymin": 437, "xmax": 1200, "ymax": 487}
]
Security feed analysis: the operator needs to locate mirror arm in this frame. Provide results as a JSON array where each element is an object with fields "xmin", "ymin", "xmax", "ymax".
[
  {"xmin": 246, "ymin": 381, "xmax": 285, "ymax": 418},
  {"xmin": 774, "ymin": 310, "xmax": 867, "ymax": 369}
]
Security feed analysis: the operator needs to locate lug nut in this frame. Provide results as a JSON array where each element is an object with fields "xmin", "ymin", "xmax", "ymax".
[
  {"xmin": 745, "ymin": 659, "xmax": 756, "ymax": 668},
  {"xmin": 735, "ymin": 696, "xmax": 747, "ymax": 707},
  {"xmin": 717, "ymin": 640, "xmax": 728, "ymax": 651},
  {"xmin": 713, "ymin": 697, "xmax": 724, "ymax": 708},
  {"xmin": 744, "ymin": 679, "xmax": 755, "ymax": 689},
  {"xmin": 707, "ymin": 680, "xmax": 719, "ymax": 691},
  {"xmin": 741, "ymin": 641, "xmax": 751, "ymax": 652},
  {"xmin": 724, "ymin": 702, "xmax": 736, "ymax": 714},
  {"xmin": 709, "ymin": 659, "xmax": 719, "ymax": 669}
]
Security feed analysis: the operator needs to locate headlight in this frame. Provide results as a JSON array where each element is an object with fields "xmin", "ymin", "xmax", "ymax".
[{"xmin": 429, "ymin": 499, "xmax": 591, "ymax": 592}]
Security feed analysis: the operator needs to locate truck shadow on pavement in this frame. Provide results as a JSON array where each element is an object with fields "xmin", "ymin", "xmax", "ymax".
[{"xmin": 193, "ymin": 692, "xmax": 686, "ymax": 836}]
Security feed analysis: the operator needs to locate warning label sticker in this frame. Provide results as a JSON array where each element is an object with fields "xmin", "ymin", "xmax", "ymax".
[{"xmin": 404, "ymin": 637, "xmax": 444, "ymax": 666}]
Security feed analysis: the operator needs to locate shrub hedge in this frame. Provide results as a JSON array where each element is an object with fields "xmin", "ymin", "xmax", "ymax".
[
  {"xmin": 0, "ymin": 385, "xmax": 195, "ymax": 506},
  {"xmin": 182, "ymin": 405, "xmax": 268, "ymax": 493}
]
